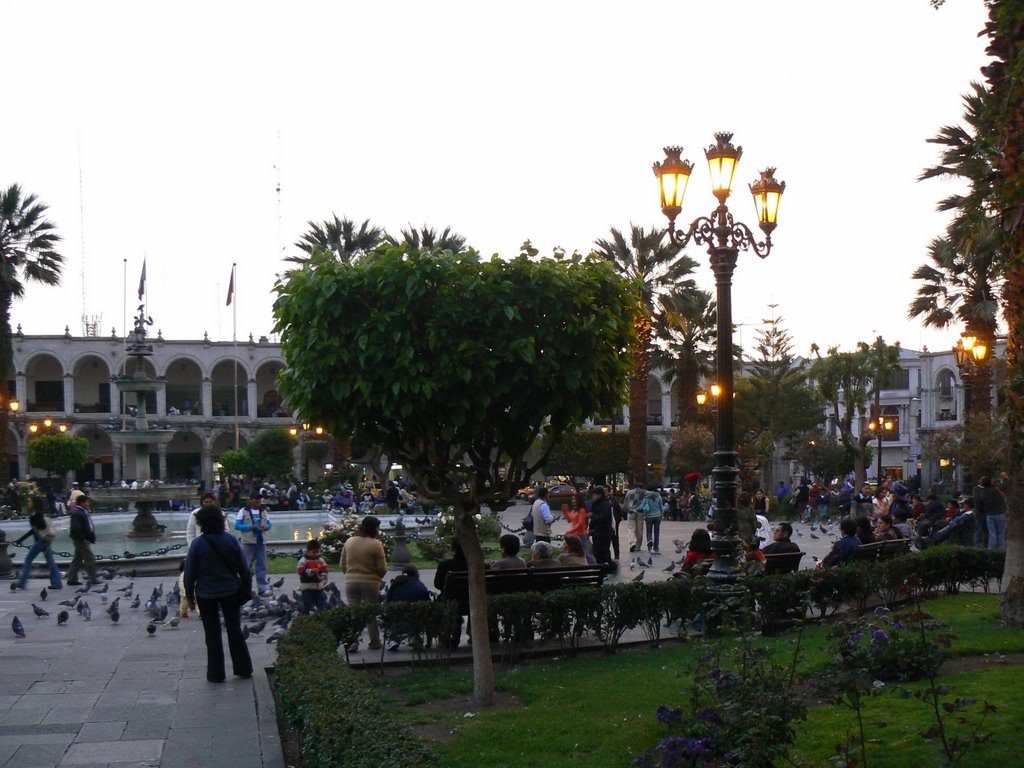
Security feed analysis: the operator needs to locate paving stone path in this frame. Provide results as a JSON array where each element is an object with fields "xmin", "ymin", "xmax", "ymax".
[{"xmin": 0, "ymin": 573, "xmax": 283, "ymax": 768}]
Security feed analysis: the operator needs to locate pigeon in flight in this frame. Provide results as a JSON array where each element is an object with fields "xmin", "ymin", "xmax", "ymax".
[
  {"xmin": 32, "ymin": 604, "xmax": 49, "ymax": 619},
  {"xmin": 12, "ymin": 617, "xmax": 26, "ymax": 638},
  {"xmin": 57, "ymin": 611, "xmax": 69, "ymax": 626}
]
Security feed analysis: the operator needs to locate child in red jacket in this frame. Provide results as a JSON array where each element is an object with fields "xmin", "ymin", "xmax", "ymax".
[{"xmin": 297, "ymin": 540, "xmax": 330, "ymax": 614}]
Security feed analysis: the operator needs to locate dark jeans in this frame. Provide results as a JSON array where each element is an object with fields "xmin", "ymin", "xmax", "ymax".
[
  {"xmin": 591, "ymin": 534, "xmax": 613, "ymax": 565},
  {"xmin": 18, "ymin": 540, "xmax": 63, "ymax": 589},
  {"xmin": 645, "ymin": 518, "xmax": 661, "ymax": 552},
  {"xmin": 300, "ymin": 589, "xmax": 327, "ymax": 614},
  {"xmin": 66, "ymin": 539, "xmax": 98, "ymax": 584},
  {"xmin": 197, "ymin": 594, "xmax": 253, "ymax": 682},
  {"xmin": 611, "ymin": 520, "xmax": 621, "ymax": 559}
]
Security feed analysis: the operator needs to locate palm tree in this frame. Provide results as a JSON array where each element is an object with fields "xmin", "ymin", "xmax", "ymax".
[
  {"xmin": 386, "ymin": 225, "xmax": 466, "ymax": 252},
  {"xmin": 288, "ymin": 215, "xmax": 383, "ymax": 264},
  {"xmin": 594, "ymin": 225, "xmax": 695, "ymax": 483},
  {"xmin": 909, "ymin": 217, "xmax": 1002, "ymax": 413},
  {"xmin": 0, "ymin": 184, "xmax": 63, "ymax": 481},
  {"xmin": 652, "ymin": 287, "xmax": 716, "ymax": 427}
]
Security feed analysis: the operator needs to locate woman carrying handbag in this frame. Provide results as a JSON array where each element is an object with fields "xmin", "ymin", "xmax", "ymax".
[
  {"xmin": 183, "ymin": 504, "xmax": 253, "ymax": 683},
  {"xmin": 14, "ymin": 496, "xmax": 62, "ymax": 591}
]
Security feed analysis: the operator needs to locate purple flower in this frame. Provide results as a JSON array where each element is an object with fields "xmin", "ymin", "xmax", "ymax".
[
  {"xmin": 874, "ymin": 605, "xmax": 890, "ymax": 615},
  {"xmin": 695, "ymin": 707, "xmax": 723, "ymax": 726},
  {"xmin": 871, "ymin": 628, "xmax": 890, "ymax": 645},
  {"xmin": 847, "ymin": 631, "xmax": 865, "ymax": 645},
  {"xmin": 892, "ymin": 621, "xmax": 904, "ymax": 630},
  {"xmin": 656, "ymin": 704, "xmax": 683, "ymax": 725}
]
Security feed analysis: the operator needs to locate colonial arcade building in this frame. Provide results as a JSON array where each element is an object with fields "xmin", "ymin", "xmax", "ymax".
[{"xmin": 8, "ymin": 329, "xmax": 290, "ymax": 488}]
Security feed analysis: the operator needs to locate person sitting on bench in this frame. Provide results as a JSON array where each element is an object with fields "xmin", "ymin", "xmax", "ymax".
[{"xmin": 528, "ymin": 540, "xmax": 561, "ymax": 568}]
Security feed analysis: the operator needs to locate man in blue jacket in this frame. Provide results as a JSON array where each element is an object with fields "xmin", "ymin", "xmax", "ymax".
[{"xmin": 234, "ymin": 495, "xmax": 272, "ymax": 596}]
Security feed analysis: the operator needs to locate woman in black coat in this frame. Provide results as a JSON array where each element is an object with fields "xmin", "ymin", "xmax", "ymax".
[{"xmin": 183, "ymin": 505, "xmax": 253, "ymax": 682}]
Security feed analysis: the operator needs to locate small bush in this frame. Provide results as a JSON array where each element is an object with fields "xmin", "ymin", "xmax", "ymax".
[{"xmin": 275, "ymin": 616, "xmax": 438, "ymax": 768}]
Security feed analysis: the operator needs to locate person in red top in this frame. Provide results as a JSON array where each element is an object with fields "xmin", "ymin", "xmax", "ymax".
[
  {"xmin": 677, "ymin": 528, "xmax": 715, "ymax": 575},
  {"xmin": 297, "ymin": 540, "xmax": 330, "ymax": 614},
  {"xmin": 564, "ymin": 491, "xmax": 593, "ymax": 560}
]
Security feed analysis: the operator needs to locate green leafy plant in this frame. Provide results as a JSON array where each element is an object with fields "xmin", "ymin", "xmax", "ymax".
[{"xmin": 26, "ymin": 434, "xmax": 88, "ymax": 479}]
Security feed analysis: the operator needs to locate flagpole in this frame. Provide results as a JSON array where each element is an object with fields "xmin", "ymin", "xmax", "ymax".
[{"xmin": 232, "ymin": 263, "xmax": 239, "ymax": 450}]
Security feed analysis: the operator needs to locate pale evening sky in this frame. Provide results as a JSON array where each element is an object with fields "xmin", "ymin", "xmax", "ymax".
[{"xmin": 1, "ymin": 0, "xmax": 991, "ymax": 356}]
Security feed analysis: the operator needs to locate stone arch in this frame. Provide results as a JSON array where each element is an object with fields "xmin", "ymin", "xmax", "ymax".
[
  {"xmin": 211, "ymin": 430, "xmax": 248, "ymax": 457},
  {"xmin": 210, "ymin": 359, "xmax": 249, "ymax": 417},
  {"xmin": 73, "ymin": 425, "xmax": 114, "ymax": 484},
  {"xmin": 646, "ymin": 376, "xmax": 665, "ymax": 426},
  {"xmin": 72, "ymin": 354, "xmax": 113, "ymax": 414},
  {"xmin": 24, "ymin": 352, "xmax": 65, "ymax": 412},
  {"xmin": 934, "ymin": 367, "xmax": 958, "ymax": 399},
  {"xmin": 164, "ymin": 357, "xmax": 203, "ymax": 415},
  {"xmin": 7, "ymin": 427, "xmax": 21, "ymax": 480},
  {"xmin": 255, "ymin": 359, "xmax": 287, "ymax": 417},
  {"xmin": 167, "ymin": 430, "xmax": 203, "ymax": 481}
]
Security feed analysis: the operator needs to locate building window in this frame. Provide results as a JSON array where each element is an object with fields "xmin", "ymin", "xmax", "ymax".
[
  {"xmin": 937, "ymin": 370, "xmax": 955, "ymax": 398},
  {"xmin": 882, "ymin": 406, "xmax": 900, "ymax": 441},
  {"xmin": 885, "ymin": 368, "xmax": 910, "ymax": 390}
]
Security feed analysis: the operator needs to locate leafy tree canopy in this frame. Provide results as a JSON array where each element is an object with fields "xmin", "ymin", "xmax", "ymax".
[
  {"xmin": 542, "ymin": 429, "xmax": 629, "ymax": 479},
  {"xmin": 273, "ymin": 242, "xmax": 636, "ymax": 504},
  {"xmin": 245, "ymin": 428, "xmax": 297, "ymax": 480},
  {"xmin": 217, "ymin": 448, "xmax": 252, "ymax": 479},
  {"xmin": 27, "ymin": 434, "xmax": 88, "ymax": 477}
]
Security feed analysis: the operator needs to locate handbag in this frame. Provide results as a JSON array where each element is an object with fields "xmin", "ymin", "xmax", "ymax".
[{"xmin": 205, "ymin": 537, "xmax": 253, "ymax": 604}]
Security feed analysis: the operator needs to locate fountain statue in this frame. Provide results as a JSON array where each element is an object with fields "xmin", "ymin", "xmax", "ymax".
[{"xmin": 94, "ymin": 305, "xmax": 195, "ymax": 537}]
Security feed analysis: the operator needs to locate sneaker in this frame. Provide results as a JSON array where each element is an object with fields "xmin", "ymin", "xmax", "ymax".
[
  {"xmin": 49, "ymin": 585, "xmax": 63, "ymax": 591},
  {"xmin": 653, "ymin": 550, "xmax": 661, "ymax": 556}
]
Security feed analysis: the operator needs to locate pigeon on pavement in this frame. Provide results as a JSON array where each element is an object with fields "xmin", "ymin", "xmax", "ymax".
[
  {"xmin": 109, "ymin": 610, "xmax": 120, "ymax": 624},
  {"xmin": 31, "ymin": 604, "xmax": 49, "ymax": 619},
  {"xmin": 631, "ymin": 570, "xmax": 645, "ymax": 582},
  {"xmin": 81, "ymin": 603, "xmax": 92, "ymax": 621},
  {"xmin": 40, "ymin": 587, "xmax": 48, "ymax": 601},
  {"xmin": 12, "ymin": 617, "xmax": 25, "ymax": 638},
  {"xmin": 161, "ymin": 616, "xmax": 181, "ymax": 630},
  {"xmin": 130, "ymin": 595, "xmax": 141, "ymax": 610},
  {"xmin": 106, "ymin": 598, "xmax": 120, "ymax": 616},
  {"xmin": 246, "ymin": 620, "xmax": 266, "ymax": 636},
  {"xmin": 270, "ymin": 577, "xmax": 285, "ymax": 589},
  {"xmin": 57, "ymin": 610, "xmax": 69, "ymax": 625},
  {"xmin": 266, "ymin": 627, "xmax": 286, "ymax": 643},
  {"xmin": 146, "ymin": 623, "xmax": 157, "ymax": 637}
]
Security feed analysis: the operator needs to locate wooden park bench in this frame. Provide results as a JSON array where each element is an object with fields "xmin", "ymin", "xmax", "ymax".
[
  {"xmin": 763, "ymin": 550, "xmax": 804, "ymax": 575},
  {"xmin": 850, "ymin": 539, "xmax": 911, "ymax": 562},
  {"xmin": 440, "ymin": 565, "xmax": 609, "ymax": 616}
]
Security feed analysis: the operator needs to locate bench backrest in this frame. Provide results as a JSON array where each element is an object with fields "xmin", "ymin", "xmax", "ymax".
[
  {"xmin": 440, "ymin": 565, "xmax": 607, "ymax": 613},
  {"xmin": 763, "ymin": 551, "xmax": 804, "ymax": 574},
  {"xmin": 851, "ymin": 539, "xmax": 910, "ymax": 562}
]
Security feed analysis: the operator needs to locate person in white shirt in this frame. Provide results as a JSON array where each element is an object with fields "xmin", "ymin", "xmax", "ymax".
[{"xmin": 186, "ymin": 492, "xmax": 218, "ymax": 547}]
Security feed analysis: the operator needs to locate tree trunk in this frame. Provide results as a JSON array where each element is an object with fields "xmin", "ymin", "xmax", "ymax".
[
  {"xmin": 674, "ymin": 356, "xmax": 699, "ymax": 426},
  {"xmin": 0, "ymin": 294, "xmax": 13, "ymax": 485},
  {"xmin": 853, "ymin": 450, "xmax": 866, "ymax": 490},
  {"xmin": 628, "ymin": 369, "xmax": 648, "ymax": 485},
  {"xmin": 455, "ymin": 502, "xmax": 495, "ymax": 707}
]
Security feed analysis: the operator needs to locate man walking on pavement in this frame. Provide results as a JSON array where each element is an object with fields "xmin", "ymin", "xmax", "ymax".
[
  {"xmin": 623, "ymin": 483, "xmax": 646, "ymax": 553},
  {"xmin": 235, "ymin": 494, "xmax": 273, "ymax": 596},
  {"xmin": 65, "ymin": 492, "xmax": 99, "ymax": 586},
  {"xmin": 530, "ymin": 487, "xmax": 554, "ymax": 543}
]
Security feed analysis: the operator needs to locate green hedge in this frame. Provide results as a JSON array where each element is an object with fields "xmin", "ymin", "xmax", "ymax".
[
  {"xmin": 295, "ymin": 546, "xmax": 1004, "ymax": 669},
  {"xmin": 275, "ymin": 616, "xmax": 439, "ymax": 768}
]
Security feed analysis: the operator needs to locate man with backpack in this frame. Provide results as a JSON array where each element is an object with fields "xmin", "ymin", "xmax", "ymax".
[{"xmin": 528, "ymin": 487, "xmax": 554, "ymax": 543}]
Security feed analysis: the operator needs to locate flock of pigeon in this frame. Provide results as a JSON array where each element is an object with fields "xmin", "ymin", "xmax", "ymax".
[{"xmin": 7, "ymin": 566, "xmax": 332, "ymax": 644}]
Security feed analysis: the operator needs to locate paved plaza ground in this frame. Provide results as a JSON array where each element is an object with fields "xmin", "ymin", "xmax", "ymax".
[{"xmin": 0, "ymin": 505, "xmax": 835, "ymax": 767}]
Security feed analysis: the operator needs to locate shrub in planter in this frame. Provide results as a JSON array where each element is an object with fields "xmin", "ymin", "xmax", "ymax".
[
  {"xmin": 434, "ymin": 508, "xmax": 501, "ymax": 543},
  {"xmin": 489, "ymin": 591, "xmax": 539, "ymax": 664},
  {"xmin": 319, "ymin": 604, "xmax": 378, "ymax": 659},
  {"xmin": 746, "ymin": 570, "xmax": 812, "ymax": 634},
  {"xmin": 380, "ymin": 600, "xmax": 461, "ymax": 661},
  {"xmin": 809, "ymin": 561, "xmax": 879, "ymax": 616},
  {"xmin": 413, "ymin": 537, "xmax": 451, "ymax": 563},
  {"xmin": 275, "ymin": 617, "xmax": 438, "ymax": 768},
  {"xmin": 594, "ymin": 583, "xmax": 649, "ymax": 651}
]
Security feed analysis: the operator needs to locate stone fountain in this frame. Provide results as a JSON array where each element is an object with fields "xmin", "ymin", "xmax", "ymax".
[{"xmin": 98, "ymin": 306, "xmax": 195, "ymax": 537}]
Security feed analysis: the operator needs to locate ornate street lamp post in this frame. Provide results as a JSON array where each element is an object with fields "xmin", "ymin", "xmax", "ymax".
[
  {"xmin": 952, "ymin": 331, "xmax": 990, "ymax": 492},
  {"xmin": 653, "ymin": 133, "xmax": 785, "ymax": 583}
]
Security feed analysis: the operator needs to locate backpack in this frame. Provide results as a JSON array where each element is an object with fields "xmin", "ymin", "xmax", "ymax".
[{"xmin": 521, "ymin": 510, "xmax": 534, "ymax": 532}]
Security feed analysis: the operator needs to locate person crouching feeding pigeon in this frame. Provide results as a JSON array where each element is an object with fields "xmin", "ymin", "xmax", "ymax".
[{"xmin": 296, "ymin": 539, "xmax": 329, "ymax": 614}]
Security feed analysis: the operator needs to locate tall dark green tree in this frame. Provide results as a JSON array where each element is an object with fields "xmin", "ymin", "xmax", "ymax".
[
  {"xmin": 594, "ymin": 225, "xmax": 694, "ymax": 483},
  {"xmin": 385, "ymin": 224, "xmax": 466, "ymax": 252},
  {"xmin": 288, "ymin": 214, "xmax": 384, "ymax": 264},
  {"xmin": 653, "ymin": 286, "xmax": 716, "ymax": 427},
  {"xmin": 0, "ymin": 184, "xmax": 63, "ymax": 483},
  {"xmin": 273, "ymin": 242, "xmax": 634, "ymax": 706},
  {"xmin": 735, "ymin": 313, "xmax": 822, "ymax": 488},
  {"xmin": 809, "ymin": 336, "xmax": 901, "ymax": 488}
]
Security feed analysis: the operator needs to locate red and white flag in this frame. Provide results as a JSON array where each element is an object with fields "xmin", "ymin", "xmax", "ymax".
[
  {"xmin": 226, "ymin": 264, "xmax": 235, "ymax": 306},
  {"xmin": 137, "ymin": 258, "xmax": 147, "ymax": 301}
]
